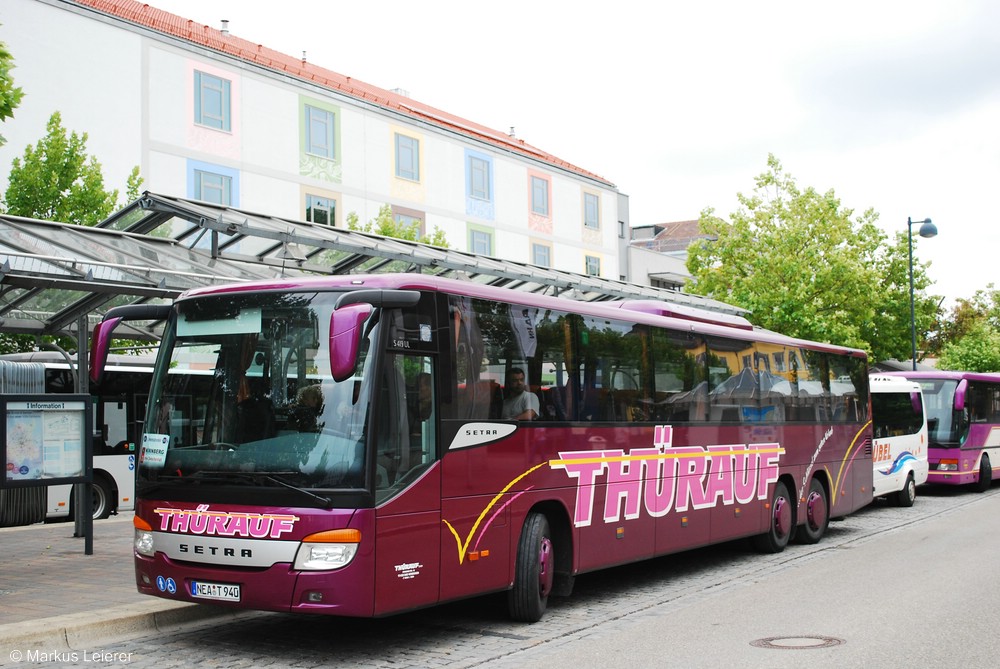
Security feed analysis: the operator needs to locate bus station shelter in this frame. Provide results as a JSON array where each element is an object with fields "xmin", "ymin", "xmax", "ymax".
[{"xmin": 1, "ymin": 191, "xmax": 743, "ymax": 349}]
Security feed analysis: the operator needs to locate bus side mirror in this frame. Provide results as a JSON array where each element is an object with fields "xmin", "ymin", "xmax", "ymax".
[
  {"xmin": 954, "ymin": 379, "xmax": 968, "ymax": 412},
  {"xmin": 89, "ymin": 316, "xmax": 122, "ymax": 386},
  {"xmin": 329, "ymin": 304, "xmax": 373, "ymax": 382}
]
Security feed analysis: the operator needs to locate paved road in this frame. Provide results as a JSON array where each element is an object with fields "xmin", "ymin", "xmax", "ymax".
[{"xmin": 2, "ymin": 483, "xmax": 996, "ymax": 668}]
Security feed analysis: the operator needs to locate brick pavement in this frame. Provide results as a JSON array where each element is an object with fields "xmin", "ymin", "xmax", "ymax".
[{"xmin": 0, "ymin": 516, "xmax": 230, "ymax": 650}]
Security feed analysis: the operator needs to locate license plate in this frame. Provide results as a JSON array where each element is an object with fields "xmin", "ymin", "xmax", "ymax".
[{"xmin": 190, "ymin": 580, "xmax": 241, "ymax": 602}]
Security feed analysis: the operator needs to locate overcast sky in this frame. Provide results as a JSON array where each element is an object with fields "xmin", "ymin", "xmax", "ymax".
[{"xmin": 151, "ymin": 0, "xmax": 999, "ymax": 306}]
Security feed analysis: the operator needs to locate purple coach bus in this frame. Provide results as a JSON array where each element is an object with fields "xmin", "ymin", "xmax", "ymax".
[
  {"xmin": 885, "ymin": 371, "xmax": 1000, "ymax": 491},
  {"xmin": 90, "ymin": 274, "xmax": 873, "ymax": 622}
]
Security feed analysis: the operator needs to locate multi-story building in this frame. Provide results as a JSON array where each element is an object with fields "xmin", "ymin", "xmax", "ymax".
[
  {"xmin": 0, "ymin": 0, "xmax": 624, "ymax": 280},
  {"xmin": 627, "ymin": 220, "xmax": 716, "ymax": 291}
]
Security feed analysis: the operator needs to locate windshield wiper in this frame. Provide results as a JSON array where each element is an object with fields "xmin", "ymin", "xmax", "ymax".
[
  {"xmin": 258, "ymin": 472, "xmax": 334, "ymax": 509},
  {"xmin": 194, "ymin": 470, "xmax": 334, "ymax": 509}
]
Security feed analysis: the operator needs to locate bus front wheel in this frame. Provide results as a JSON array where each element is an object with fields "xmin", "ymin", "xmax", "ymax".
[
  {"xmin": 753, "ymin": 481, "xmax": 793, "ymax": 553},
  {"xmin": 894, "ymin": 473, "xmax": 917, "ymax": 507},
  {"xmin": 508, "ymin": 512, "xmax": 554, "ymax": 623},
  {"xmin": 974, "ymin": 455, "xmax": 992, "ymax": 493}
]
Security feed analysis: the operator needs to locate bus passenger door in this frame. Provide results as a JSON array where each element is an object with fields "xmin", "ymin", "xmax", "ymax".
[{"xmin": 373, "ymin": 355, "xmax": 442, "ymax": 616}]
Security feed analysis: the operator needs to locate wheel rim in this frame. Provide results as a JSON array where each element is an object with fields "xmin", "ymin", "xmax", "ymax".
[
  {"xmin": 906, "ymin": 479, "xmax": 916, "ymax": 502},
  {"xmin": 806, "ymin": 490, "xmax": 827, "ymax": 531},
  {"xmin": 91, "ymin": 485, "xmax": 107, "ymax": 519},
  {"xmin": 537, "ymin": 536, "xmax": 554, "ymax": 598},
  {"xmin": 773, "ymin": 495, "xmax": 792, "ymax": 539}
]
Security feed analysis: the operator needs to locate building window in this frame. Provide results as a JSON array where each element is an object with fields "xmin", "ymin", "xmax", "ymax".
[
  {"xmin": 618, "ymin": 220, "xmax": 626, "ymax": 239},
  {"xmin": 305, "ymin": 105, "xmax": 335, "ymax": 159},
  {"xmin": 585, "ymin": 255, "xmax": 601, "ymax": 276},
  {"xmin": 194, "ymin": 170, "xmax": 232, "ymax": 205},
  {"xmin": 195, "ymin": 71, "xmax": 231, "ymax": 131},
  {"xmin": 468, "ymin": 155, "xmax": 492, "ymax": 201},
  {"xmin": 395, "ymin": 133, "xmax": 420, "ymax": 181},
  {"xmin": 584, "ymin": 192, "xmax": 600, "ymax": 230},
  {"xmin": 532, "ymin": 243, "xmax": 551, "ymax": 267},
  {"xmin": 470, "ymin": 228, "xmax": 493, "ymax": 255},
  {"xmin": 531, "ymin": 176, "xmax": 549, "ymax": 216},
  {"xmin": 306, "ymin": 194, "xmax": 336, "ymax": 226}
]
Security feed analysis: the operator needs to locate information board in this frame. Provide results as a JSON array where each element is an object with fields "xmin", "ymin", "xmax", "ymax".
[{"xmin": 2, "ymin": 394, "xmax": 93, "ymax": 488}]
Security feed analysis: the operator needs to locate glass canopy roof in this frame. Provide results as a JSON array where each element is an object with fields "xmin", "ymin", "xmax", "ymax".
[{"xmin": 0, "ymin": 192, "xmax": 743, "ymax": 345}]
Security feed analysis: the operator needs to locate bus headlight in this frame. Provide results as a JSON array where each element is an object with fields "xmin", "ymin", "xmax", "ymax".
[
  {"xmin": 294, "ymin": 529, "xmax": 361, "ymax": 571},
  {"xmin": 295, "ymin": 530, "xmax": 361, "ymax": 571},
  {"xmin": 133, "ymin": 516, "xmax": 155, "ymax": 557},
  {"xmin": 935, "ymin": 459, "xmax": 959, "ymax": 471}
]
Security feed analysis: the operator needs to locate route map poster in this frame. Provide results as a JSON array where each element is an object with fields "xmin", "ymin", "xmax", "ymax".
[{"xmin": 2, "ymin": 395, "xmax": 92, "ymax": 487}]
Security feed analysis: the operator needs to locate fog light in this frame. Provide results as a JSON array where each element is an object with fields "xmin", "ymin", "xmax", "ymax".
[{"xmin": 306, "ymin": 591, "xmax": 324, "ymax": 603}]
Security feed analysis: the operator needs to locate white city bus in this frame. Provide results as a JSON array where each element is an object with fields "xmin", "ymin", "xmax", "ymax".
[{"xmin": 870, "ymin": 374, "xmax": 929, "ymax": 506}]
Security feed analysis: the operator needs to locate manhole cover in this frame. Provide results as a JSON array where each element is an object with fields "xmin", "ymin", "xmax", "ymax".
[{"xmin": 750, "ymin": 636, "xmax": 845, "ymax": 650}]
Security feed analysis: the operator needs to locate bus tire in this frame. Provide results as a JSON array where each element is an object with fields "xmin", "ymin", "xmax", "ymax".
[
  {"xmin": 894, "ymin": 473, "xmax": 917, "ymax": 507},
  {"xmin": 974, "ymin": 455, "xmax": 992, "ymax": 493},
  {"xmin": 91, "ymin": 475, "xmax": 113, "ymax": 520},
  {"xmin": 753, "ymin": 481, "xmax": 793, "ymax": 553},
  {"xmin": 797, "ymin": 478, "xmax": 828, "ymax": 544},
  {"xmin": 508, "ymin": 512, "xmax": 554, "ymax": 623}
]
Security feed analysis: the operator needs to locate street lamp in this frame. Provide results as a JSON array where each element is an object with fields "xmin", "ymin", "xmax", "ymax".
[{"xmin": 907, "ymin": 216, "xmax": 937, "ymax": 370}]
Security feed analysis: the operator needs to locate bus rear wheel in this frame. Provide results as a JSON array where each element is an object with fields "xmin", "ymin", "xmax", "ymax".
[
  {"xmin": 753, "ymin": 481, "xmax": 793, "ymax": 553},
  {"xmin": 974, "ymin": 455, "xmax": 992, "ymax": 493},
  {"xmin": 894, "ymin": 473, "xmax": 917, "ymax": 507},
  {"xmin": 508, "ymin": 512, "xmax": 554, "ymax": 623},
  {"xmin": 797, "ymin": 478, "xmax": 828, "ymax": 544}
]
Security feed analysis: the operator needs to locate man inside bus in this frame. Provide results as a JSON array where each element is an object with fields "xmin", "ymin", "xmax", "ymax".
[{"xmin": 502, "ymin": 367, "xmax": 540, "ymax": 420}]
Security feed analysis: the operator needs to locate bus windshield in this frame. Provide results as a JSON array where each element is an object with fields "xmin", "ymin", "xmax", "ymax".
[
  {"xmin": 917, "ymin": 379, "xmax": 960, "ymax": 445},
  {"xmin": 138, "ymin": 291, "xmax": 377, "ymax": 502}
]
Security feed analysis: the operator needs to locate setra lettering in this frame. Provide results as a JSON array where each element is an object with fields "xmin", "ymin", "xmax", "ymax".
[{"xmin": 179, "ymin": 543, "xmax": 253, "ymax": 558}]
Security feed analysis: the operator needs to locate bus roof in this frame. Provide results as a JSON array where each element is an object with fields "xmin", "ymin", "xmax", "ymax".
[{"xmin": 179, "ymin": 273, "xmax": 867, "ymax": 358}]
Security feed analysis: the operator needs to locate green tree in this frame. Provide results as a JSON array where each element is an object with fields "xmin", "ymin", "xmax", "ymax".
[
  {"xmin": 346, "ymin": 204, "xmax": 449, "ymax": 247},
  {"xmin": 0, "ymin": 35, "xmax": 24, "ymax": 147},
  {"xmin": 937, "ymin": 321, "xmax": 1000, "ymax": 372},
  {"xmin": 3, "ymin": 111, "xmax": 141, "ymax": 225},
  {"xmin": 685, "ymin": 154, "xmax": 939, "ymax": 360},
  {"xmin": 932, "ymin": 284, "xmax": 1000, "ymax": 371}
]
